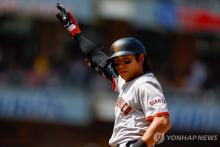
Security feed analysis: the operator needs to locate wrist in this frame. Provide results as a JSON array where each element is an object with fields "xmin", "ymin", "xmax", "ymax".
[
  {"xmin": 66, "ymin": 12, "xmax": 81, "ymax": 37},
  {"xmin": 69, "ymin": 26, "xmax": 81, "ymax": 37}
]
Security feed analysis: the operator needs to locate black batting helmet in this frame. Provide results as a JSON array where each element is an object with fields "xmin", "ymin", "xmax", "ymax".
[
  {"xmin": 108, "ymin": 37, "xmax": 147, "ymax": 61},
  {"xmin": 108, "ymin": 37, "xmax": 151, "ymax": 74}
]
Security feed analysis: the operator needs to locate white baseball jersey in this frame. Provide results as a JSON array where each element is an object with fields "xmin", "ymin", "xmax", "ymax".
[{"xmin": 109, "ymin": 73, "xmax": 169, "ymax": 147}]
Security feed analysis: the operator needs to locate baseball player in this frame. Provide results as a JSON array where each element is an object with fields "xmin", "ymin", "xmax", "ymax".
[{"xmin": 56, "ymin": 3, "xmax": 171, "ymax": 147}]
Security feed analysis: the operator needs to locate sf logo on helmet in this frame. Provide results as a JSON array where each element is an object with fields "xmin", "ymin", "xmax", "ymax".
[{"xmin": 113, "ymin": 45, "xmax": 120, "ymax": 52}]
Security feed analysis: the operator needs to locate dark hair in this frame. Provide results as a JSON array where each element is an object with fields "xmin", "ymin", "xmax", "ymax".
[{"xmin": 134, "ymin": 54, "xmax": 151, "ymax": 73}]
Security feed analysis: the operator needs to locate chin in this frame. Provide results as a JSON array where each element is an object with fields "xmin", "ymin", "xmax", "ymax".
[
  {"xmin": 120, "ymin": 74, "xmax": 132, "ymax": 82},
  {"xmin": 122, "ymin": 77, "xmax": 131, "ymax": 82}
]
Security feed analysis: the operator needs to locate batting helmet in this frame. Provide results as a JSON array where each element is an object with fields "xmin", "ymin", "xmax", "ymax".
[{"xmin": 108, "ymin": 37, "xmax": 147, "ymax": 61}]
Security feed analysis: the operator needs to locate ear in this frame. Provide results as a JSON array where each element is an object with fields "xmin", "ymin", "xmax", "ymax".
[{"xmin": 139, "ymin": 54, "xmax": 145, "ymax": 63}]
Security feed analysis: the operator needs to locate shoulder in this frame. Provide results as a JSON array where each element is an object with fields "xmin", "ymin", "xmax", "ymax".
[
  {"xmin": 135, "ymin": 73, "xmax": 162, "ymax": 89},
  {"xmin": 134, "ymin": 73, "xmax": 163, "ymax": 95}
]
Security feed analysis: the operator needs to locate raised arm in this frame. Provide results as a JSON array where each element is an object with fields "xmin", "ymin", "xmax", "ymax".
[{"xmin": 56, "ymin": 3, "xmax": 115, "ymax": 80}]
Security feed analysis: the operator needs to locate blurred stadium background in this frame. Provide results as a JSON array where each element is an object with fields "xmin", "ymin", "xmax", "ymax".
[{"xmin": 0, "ymin": 0, "xmax": 220, "ymax": 147}]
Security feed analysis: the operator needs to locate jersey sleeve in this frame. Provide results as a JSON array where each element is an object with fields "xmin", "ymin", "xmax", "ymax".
[
  {"xmin": 136, "ymin": 82, "xmax": 169, "ymax": 122},
  {"xmin": 111, "ymin": 76, "xmax": 124, "ymax": 92}
]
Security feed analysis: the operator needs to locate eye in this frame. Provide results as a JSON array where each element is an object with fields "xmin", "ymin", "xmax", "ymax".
[{"xmin": 124, "ymin": 60, "xmax": 132, "ymax": 64}]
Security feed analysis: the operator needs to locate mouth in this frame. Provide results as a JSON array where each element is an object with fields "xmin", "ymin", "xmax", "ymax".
[{"xmin": 119, "ymin": 71, "xmax": 127, "ymax": 75}]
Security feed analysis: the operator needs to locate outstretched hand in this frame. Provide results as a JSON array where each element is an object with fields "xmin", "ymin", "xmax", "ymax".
[{"xmin": 56, "ymin": 3, "xmax": 81, "ymax": 37}]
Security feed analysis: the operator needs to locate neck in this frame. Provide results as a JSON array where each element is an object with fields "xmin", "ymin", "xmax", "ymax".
[{"xmin": 125, "ymin": 71, "xmax": 145, "ymax": 82}]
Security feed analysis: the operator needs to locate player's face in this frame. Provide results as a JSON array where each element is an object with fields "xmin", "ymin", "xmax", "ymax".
[{"xmin": 113, "ymin": 54, "xmax": 144, "ymax": 82}]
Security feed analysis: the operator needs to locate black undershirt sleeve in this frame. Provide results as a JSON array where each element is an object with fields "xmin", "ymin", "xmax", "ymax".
[{"xmin": 75, "ymin": 34, "xmax": 116, "ymax": 80}]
